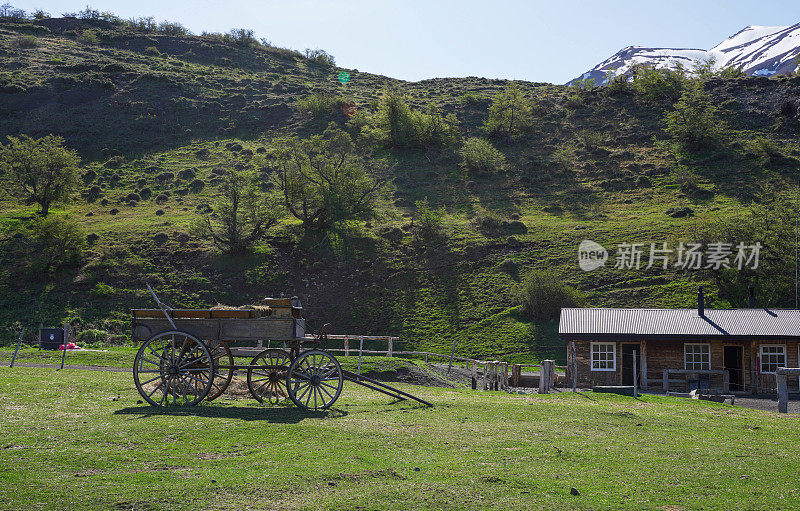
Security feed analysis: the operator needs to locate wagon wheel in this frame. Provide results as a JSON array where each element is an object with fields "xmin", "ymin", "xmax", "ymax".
[
  {"xmin": 206, "ymin": 341, "xmax": 234, "ymax": 402},
  {"xmin": 286, "ymin": 349, "xmax": 343, "ymax": 411},
  {"xmin": 133, "ymin": 331, "xmax": 213, "ymax": 407},
  {"xmin": 247, "ymin": 348, "xmax": 291, "ymax": 404}
]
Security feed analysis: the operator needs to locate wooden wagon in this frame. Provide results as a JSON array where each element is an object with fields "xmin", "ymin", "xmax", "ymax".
[{"xmin": 131, "ymin": 295, "xmax": 348, "ymax": 411}]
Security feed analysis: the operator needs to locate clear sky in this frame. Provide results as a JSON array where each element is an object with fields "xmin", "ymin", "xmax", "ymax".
[{"xmin": 12, "ymin": 0, "xmax": 800, "ymax": 84}]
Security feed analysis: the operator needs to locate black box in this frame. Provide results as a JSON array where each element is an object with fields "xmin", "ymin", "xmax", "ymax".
[{"xmin": 40, "ymin": 328, "xmax": 64, "ymax": 350}]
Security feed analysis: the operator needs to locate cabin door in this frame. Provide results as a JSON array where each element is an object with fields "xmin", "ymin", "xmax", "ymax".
[
  {"xmin": 724, "ymin": 346, "xmax": 743, "ymax": 391},
  {"xmin": 621, "ymin": 344, "xmax": 639, "ymax": 386}
]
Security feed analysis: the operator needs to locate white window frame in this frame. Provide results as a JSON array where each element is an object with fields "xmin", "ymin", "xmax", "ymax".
[
  {"xmin": 591, "ymin": 342, "xmax": 616, "ymax": 371},
  {"xmin": 760, "ymin": 344, "xmax": 786, "ymax": 374},
  {"xmin": 684, "ymin": 343, "xmax": 711, "ymax": 371}
]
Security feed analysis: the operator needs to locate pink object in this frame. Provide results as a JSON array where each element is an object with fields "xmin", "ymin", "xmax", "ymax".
[
  {"xmin": 58, "ymin": 344, "xmax": 65, "ymax": 351},
  {"xmin": 59, "ymin": 343, "xmax": 81, "ymax": 351}
]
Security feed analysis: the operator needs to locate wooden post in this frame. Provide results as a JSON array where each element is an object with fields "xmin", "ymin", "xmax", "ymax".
[
  {"xmin": 387, "ymin": 338, "xmax": 393, "ymax": 357},
  {"xmin": 344, "ymin": 337, "xmax": 350, "ymax": 357},
  {"xmin": 357, "ymin": 336, "xmax": 364, "ymax": 377},
  {"xmin": 777, "ymin": 373, "xmax": 789, "ymax": 413},
  {"xmin": 640, "ymin": 340, "xmax": 648, "ymax": 390},
  {"xmin": 723, "ymin": 370, "xmax": 730, "ymax": 393},
  {"xmin": 503, "ymin": 363, "xmax": 509, "ymax": 389},
  {"xmin": 447, "ymin": 337, "xmax": 457, "ymax": 373},
  {"xmin": 571, "ymin": 342, "xmax": 577, "ymax": 392},
  {"xmin": 540, "ymin": 360, "xmax": 554, "ymax": 394},
  {"xmin": 632, "ymin": 350, "xmax": 638, "ymax": 398},
  {"xmin": 750, "ymin": 340, "xmax": 758, "ymax": 394},
  {"xmin": 425, "ymin": 353, "xmax": 429, "ymax": 364},
  {"xmin": 59, "ymin": 322, "xmax": 69, "ymax": 370},
  {"xmin": 482, "ymin": 362, "xmax": 488, "ymax": 390},
  {"xmin": 512, "ymin": 364, "xmax": 521, "ymax": 387},
  {"xmin": 663, "ymin": 369, "xmax": 669, "ymax": 393}
]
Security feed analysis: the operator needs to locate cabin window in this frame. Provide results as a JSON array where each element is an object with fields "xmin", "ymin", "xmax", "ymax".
[
  {"xmin": 591, "ymin": 342, "xmax": 616, "ymax": 371},
  {"xmin": 684, "ymin": 343, "xmax": 710, "ymax": 371},
  {"xmin": 760, "ymin": 345, "xmax": 786, "ymax": 374}
]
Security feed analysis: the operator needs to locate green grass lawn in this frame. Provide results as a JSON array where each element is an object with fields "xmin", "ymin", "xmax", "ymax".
[{"xmin": 1, "ymin": 367, "xmax": 799, "ymax": 510}]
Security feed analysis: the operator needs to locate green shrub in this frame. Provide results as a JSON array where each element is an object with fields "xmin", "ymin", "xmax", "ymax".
[
  {"xmin": 716, "ymin": 66, "xmax": 746, "ymax": 79},
  {"xmin": 76, "ymin": 29, "xmax": 100, "ymax": 45},
  {"xmin": 474, "ymin": 211, "xmax": 504, "ymax": 235},
  {"xmin": 517, "ymin": 271, "xmax": 586, "ymax": 322},
  {"xmin": 228, "ymin": 28, "xmax": 259, "ymax": 47},
  {"xmin": 144, "ymin": 46, "xmax": 160, "ymax": 56},
  {"xmin": 10, "ymin": 35, "xmax": 38, "ymax": 48},
  {"xmin": 88, "ymin": 282, "xmax": 116, "ymax": 297},
  {"xmin": 413, "ymin": 197, "xmax": 447, "ymax": 240},
  {"xmin": 459, "ymin": 92, "xmax": 483, "ymax": 107},
  {"xmin": 304, "ymin": 48, "xmax": 335, "ymax": 67},
  {"xmin": 296, "ymin": 93, "xmax": 345, "ymax": 118},
  {"xmin": 27, "ymin": 215, "xmax": 86, "ymax": 275},
  {"xmin": 484, "ymin": 84, "xmax": 532, "ymax": 142},
  {"xmin": 630, "ymin": 63, "xmax": 686, "ymax": 101},
  {"xmin": 373, "ymin": 90, "xmax": 459, "ymax": 150},
  {"xmin": 748, "ymin": 136, "xmax": 782, "ymax": 157},
  {"xmin": 459, "ymin": 137, "xmax": 505, "ymax": 173},
  {"xmin": 665, "ymin": 81, "xmax": 725, "ymax": 151},
  {"xmin": 77, "ymin": 329, "xmax": 108, "ymax": 344}
]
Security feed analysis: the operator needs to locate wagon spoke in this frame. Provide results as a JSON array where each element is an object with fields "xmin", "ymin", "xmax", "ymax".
[
  {"xmin": 159, "ymin": 377, "xmax": 171, "ymax": 405},
  {"xmin": 319, "ymin": 384, "xmax": 334, "ymax": 401},
  {"xmin": 147, "ymin": 379, "xmax": 166, "ymax": 398},
  {"xmin": 139, "ymin": 374, "xmax": 165, "ymax": 386}
]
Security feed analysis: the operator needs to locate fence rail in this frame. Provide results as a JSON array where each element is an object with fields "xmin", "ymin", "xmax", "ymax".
[{"xmin": 234, "ymin": 334, "xmax": 558, "ymax": 392}]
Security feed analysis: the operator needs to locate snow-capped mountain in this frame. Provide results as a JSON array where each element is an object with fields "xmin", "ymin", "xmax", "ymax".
[{"xmin": 569, "ymin": 24, "xmax": 800, "ymax": 85}]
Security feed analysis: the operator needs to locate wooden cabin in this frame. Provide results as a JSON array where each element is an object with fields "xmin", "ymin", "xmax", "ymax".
[{"xmin": 560, "ymin": 289, "xmax": 800, "ymax": 394}]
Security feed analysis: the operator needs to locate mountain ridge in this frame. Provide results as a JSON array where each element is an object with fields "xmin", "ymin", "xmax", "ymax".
[{"xmin": 570, "ymin": 22, "xmax": 800, "ymax": 85}]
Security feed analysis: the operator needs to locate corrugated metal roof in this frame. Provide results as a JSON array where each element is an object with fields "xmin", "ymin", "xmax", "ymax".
[{"xmin": 559, "ymin": 308, "xmax": 800, "ymax": 338}]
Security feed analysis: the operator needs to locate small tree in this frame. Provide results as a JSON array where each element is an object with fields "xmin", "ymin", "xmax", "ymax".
[
  {"xmin": 195, "ymin": 167, "xmax": 278, "ymax": 254},
  {"xmin": 27, "ymin": 215, "xmax": 86, "ymax": 275},
  {"xmin": 665, "ymin": 81, "xmax": 725, "ymax": 151},
  {"xmin": 458, "ymin": 137, "xmax": 505, "ymax": 173},
  {"xmin": 372, "ymin": 90, "xmax": 459, "ymax": 150},
  {"xmin": 277, "ymin": 124, "xmax": 390, "ymax": 230},
  {"xmin": 517, "ymin": 271, "xmax": 585, "ymax": 321},
  {"xmin": 484, "ymin": 83, "xmax": 532, "ymax": 143},
  {"xmin": 0, "ymin": 135, "xmax": 80, "ymax": 216}
]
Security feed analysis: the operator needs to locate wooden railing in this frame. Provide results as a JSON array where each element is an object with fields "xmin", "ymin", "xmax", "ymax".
[{"xmin": 232, "ymin": 335, "xmax": 562, "ymax": 392}]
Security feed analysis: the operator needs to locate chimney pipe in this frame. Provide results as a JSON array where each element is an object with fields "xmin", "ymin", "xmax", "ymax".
[
  {"xmin": 748, "ymin": 285, "xmax": 755, "ymax": 308},
  {"xmin": 698, "ymin": 286, "xmax": 705, "ymax": 317}
]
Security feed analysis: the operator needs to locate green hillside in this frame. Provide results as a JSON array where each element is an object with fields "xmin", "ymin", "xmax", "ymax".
[{"xmin": 2, "ymin": 15, "xmax": 800, "ymax": 362}]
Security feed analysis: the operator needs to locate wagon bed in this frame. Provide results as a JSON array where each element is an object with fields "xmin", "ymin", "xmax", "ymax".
[{"xmin": 131, "ymin": 308, "xmax": 305, "ymax": 344}]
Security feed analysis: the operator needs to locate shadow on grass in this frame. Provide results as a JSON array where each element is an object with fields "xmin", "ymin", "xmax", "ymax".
[{"xmin": 114, "ymin": 405, "xmax": 348, "ymax": 423}]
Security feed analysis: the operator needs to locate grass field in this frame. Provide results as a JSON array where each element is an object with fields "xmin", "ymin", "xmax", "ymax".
[{"xmin": 1, "ymin": 366, "xmax": 799, "ymax": 510}]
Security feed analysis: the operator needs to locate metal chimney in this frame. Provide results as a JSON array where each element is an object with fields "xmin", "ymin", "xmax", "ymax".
[
  {"xmin": 748, "ymin": 285, "xmax": 755, "ymax": 308},
  {"xmin": 698, "ymin": 286, "xmax": 705, "ymax": 317}
]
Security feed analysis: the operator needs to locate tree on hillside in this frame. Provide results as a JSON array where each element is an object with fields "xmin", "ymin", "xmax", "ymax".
[
  {"xmin": 517, "ymin": 271, "xmax": 586, "ymax": 321},
  {"xmin": 27, "ymin": 215, "xmax": 86, "ymax": 275},
  {"xmin": 0, "ymin": 135, "xmax": 80, "ymax": 216},
  {"xmin": 699, "ymin": 186, "xmax": 796, "ymax": 308},
  {"xmin": 194, "ymin": 166, "xmax": 279, "ymax": 254},
  {"xmin": 665, "ymin": 81, "xmax": 725, "ymax": 151},
  {"xmin": 484, "ymin": 83, "xmax": 533, "ymax": 143},
  {"xmin": 371, "ymin": 89, "xmax": 459, "ymax": 150},
  {"xmin": 277, "ymin": 124, "xmax": 391, "ymax": 230}
]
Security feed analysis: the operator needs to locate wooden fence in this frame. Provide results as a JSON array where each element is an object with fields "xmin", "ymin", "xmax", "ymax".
[{"xmin": 231, "ymin": 334, "xmax": 561, "ymax": 392}]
